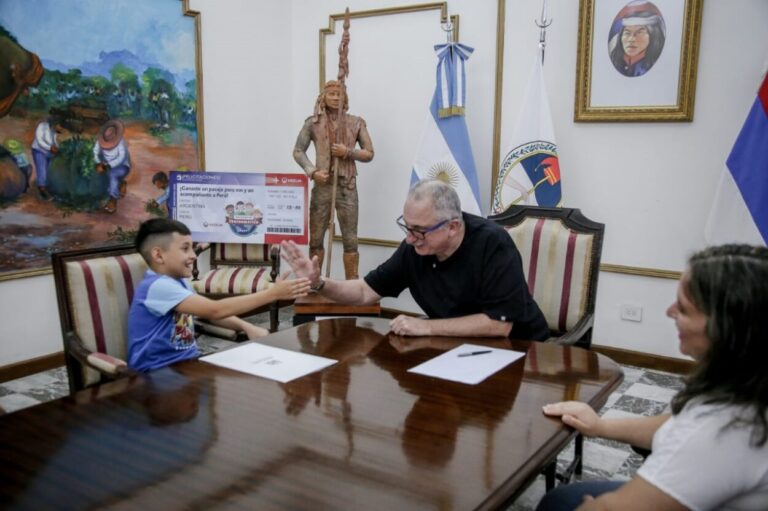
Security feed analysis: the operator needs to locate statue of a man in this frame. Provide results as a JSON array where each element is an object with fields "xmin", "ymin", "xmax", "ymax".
[{"xmin": 293, "ymin": 80, "xmax": 374, "ymax": 279}]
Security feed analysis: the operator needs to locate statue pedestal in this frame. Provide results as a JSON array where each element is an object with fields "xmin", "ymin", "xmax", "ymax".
[{"xmin": 293, "ymin": 294, "xmax": 381, "ymax": 326}]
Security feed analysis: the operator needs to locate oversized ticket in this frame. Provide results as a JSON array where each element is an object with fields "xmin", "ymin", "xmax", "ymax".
[{"xmin": 169, "ymin": 171, "xmax": 308, "ymax": 244}]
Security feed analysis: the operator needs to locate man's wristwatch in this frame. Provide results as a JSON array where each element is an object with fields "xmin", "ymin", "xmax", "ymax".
[{"xmin": 310, "ymin": 277, "xmax": 325, "ymax": 292}]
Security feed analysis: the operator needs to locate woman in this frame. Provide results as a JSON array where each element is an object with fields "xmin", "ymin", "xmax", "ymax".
[
  {"xmin": 608, "ymin": 1, "xmax": 666, "ymax": 77},
  {"xmin": 538, "ymin": 245, "xmax": 768, "ymax": 510}
]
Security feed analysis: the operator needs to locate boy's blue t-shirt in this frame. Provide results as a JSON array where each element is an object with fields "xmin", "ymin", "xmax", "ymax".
[{"xmin": 128, "ymin": 270, "xmax": 199, "ymax": 372}]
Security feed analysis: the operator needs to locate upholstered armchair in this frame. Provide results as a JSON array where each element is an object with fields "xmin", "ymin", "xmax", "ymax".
[
  {"xmin": 489, "ymin": 205, "xmax": 606, "ymax": 490},
  {"xmin": 192, "ymin": 242, "xmax": 282, "ymax": 332},
  {"xmin": 489, "ymin": 205, "xmax": 605, "ymax": 349},
  {"xmin": 52, "ymin": 244, "xmax": 144, "ymax": 394},
  {"xmin": 52, "ymin": 243, "xmax": 240, "ymax": 394}
]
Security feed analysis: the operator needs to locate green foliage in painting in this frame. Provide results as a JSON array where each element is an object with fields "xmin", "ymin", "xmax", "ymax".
[{"xmin": 47, "ymin": 137, "xmax": 109, "ymax": 209}]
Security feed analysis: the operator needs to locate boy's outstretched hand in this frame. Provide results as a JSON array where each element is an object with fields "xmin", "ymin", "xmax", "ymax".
[{"xmin": 269, "ymin": 272, "xmax": 311, "ymax": 300}]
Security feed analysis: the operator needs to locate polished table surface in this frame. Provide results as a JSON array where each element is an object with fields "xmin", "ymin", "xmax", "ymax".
[{"xmin": 0, "ymin": 318, "xmax": 622, "ymax": 510}]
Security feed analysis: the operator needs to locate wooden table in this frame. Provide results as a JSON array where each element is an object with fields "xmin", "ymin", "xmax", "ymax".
[
  {"xmin": 292, "ymin": 294, "xmax": 381, "ymax": 325},
  {"xmin": 0, "ymin": 318, "xmax": 622, "ymax": 510}
]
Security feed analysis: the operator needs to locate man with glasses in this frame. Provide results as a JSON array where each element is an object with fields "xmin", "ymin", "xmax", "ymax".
[{"xmin": 281, "ymin": 179, "xmax": 548, "ymax": 340}]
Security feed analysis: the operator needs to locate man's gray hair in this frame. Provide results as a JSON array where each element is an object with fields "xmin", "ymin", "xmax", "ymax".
[{"xmin": 407, "ymin": 179, "xmax": 462, "ymax": 221}]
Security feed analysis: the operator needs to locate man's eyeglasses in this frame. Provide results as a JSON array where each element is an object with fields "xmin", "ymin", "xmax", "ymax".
[{"xmin": 396, "ymin": 215, "xmax": 453, "ymax": 240}]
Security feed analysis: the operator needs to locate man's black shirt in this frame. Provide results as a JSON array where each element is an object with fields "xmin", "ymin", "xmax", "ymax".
[{"xmin": 365, "ymin": 213, "xmax": 549, "ymax": 341}]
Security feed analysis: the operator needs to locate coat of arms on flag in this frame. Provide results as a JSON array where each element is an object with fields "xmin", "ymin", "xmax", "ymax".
[
  {"xmin": 410, "ymin": 42, "xmax": 482, "ymax": 215},
  {"xmin": 493, "ymin": 51, "xmax": 561, "ymax": 213}
]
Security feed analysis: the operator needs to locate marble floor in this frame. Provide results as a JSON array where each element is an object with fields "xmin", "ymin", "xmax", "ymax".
[{"xmin": 0, "ymin": 310, "xmax": 684, "ymax": 510}]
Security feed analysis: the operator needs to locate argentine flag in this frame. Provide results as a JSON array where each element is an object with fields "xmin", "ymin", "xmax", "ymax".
[
  {"xmin": 705, "ymin": 73, "xmax": 768, "ymax": 245},
  {"xmin": 411, "ymin": 42, "xmax": 482, "ymax": 215}
]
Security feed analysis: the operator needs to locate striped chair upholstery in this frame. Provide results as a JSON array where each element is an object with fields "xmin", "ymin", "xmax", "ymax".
[
  {"xmin": 192, "ymin": 243, "xmax": 275, "ymax": 295},
  {"xmin": 489, "ymin": 206, "xmax": 604, "ymax": 348},
  {"xmin": 52, "ymin": 244, "xmax": 146, "ymax": 393},
  {"xmin": 192, "ymin": 243, "xmax": 280, "ymax": 331}
]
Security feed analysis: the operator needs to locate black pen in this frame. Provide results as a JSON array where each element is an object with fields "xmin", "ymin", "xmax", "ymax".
[{"xmin": 457, "ymin": 350, "xmax": 492, "ymax": 357}]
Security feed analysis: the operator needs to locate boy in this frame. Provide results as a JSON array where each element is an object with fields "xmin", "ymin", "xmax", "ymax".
[{"xmin": 128, "ymin": 218, "xmax": 310, "ymax": 372}]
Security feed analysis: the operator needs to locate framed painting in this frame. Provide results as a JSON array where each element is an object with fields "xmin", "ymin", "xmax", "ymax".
[
  {"xmin": 0, "ymin": 0, "xmax": 204, "ymax": 280},
  {"xmin": 574, "ymin": 0, "xmax": 702, "ymax": 122}
]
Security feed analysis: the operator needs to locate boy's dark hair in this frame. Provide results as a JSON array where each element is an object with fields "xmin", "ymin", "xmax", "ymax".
[
  {"xmin": 152, "ymin": 171, "xmax": 169, "ymax": 184},
  {"xmin": 135, "ymin": 218, "xmax": 191, "ymax": 264}
]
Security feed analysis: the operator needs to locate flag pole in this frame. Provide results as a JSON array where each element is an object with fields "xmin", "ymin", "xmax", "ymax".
[
  {"xmin": 442, "ymin": 19, "xmax": 453, "ymax": 44},
  {"xmin": 325, "ymin": 8, "xmax": 350, "ymax": 278},
  {"xmin": 535, "ymin": 0, "xmax": 552, "ymax": 64},
  {"xmin": 493, "ymin": 0, "xmax": 561, "ymax": 213}
]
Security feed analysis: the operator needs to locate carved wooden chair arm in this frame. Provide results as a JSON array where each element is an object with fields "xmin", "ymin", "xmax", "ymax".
[
  {"xmin": 549, "ymin": 314, "xmax": 595, "ymax": 348},
  {"xmin": 64, "ymin": 331, "xmax": 135, "ymax": 379},
  {"xmin": 195, "ymin": 319, "xmax": 247, "ymax": 342}
]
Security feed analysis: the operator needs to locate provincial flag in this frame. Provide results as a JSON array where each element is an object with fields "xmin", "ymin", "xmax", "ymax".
[
  {"xmin": 411, "ymin": 42, "xmax": 482, "ymax": 215},
  {"xmin": 704, "ymin": 73, "xmax": 768, "ymax": 245},
  {"xmin": 493, "ymin": 50, "xmax": 561, "ymax": 213}
]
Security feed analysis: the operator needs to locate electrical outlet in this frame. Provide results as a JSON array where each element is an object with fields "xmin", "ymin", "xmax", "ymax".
[{"xmin": 620, "ymin": 303, "xmax": 643, "ymax": 322}]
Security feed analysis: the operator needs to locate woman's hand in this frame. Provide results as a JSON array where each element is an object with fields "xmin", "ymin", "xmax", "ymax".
[{"xmin": 542, "ymin": 401, "xmax": 604, "ymax": 437}]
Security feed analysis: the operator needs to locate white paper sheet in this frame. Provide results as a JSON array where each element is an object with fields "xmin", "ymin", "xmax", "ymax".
[
  {"xmin": 407, "ymin": 343, "xmax": 525, "ymax": 385},
  {"xmin": 200, "ymin": 343, "xmax": 336, "ymax": 383}
]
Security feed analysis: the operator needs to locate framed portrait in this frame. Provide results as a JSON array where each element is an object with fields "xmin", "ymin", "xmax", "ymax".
[
  {"xmin": 574, "ymin": 0, "xmax": 702, "ymax": 122},
  {"xmin": 0, "ymin": 0, "xmax": 204, "ymax": 281}
]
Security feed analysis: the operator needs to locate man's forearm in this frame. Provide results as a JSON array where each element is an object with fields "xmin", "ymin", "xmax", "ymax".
[
  {"xmin": 317, "ymin": 278, "xmax": 380, "ymax": 305},
  {"xmin": 423, "ymin": 314, "xmax": 512, "ymax": 337}
]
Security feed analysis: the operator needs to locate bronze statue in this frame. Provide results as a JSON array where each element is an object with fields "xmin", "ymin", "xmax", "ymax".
[{"xmin": 292, "ymin": 11, "xmax": 373, "ymax": 280}]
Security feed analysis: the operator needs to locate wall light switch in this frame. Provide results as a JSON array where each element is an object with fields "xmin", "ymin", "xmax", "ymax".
[{"xmin": 620, "ymin": 304, "xmax": 643, "ymax": 322}]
